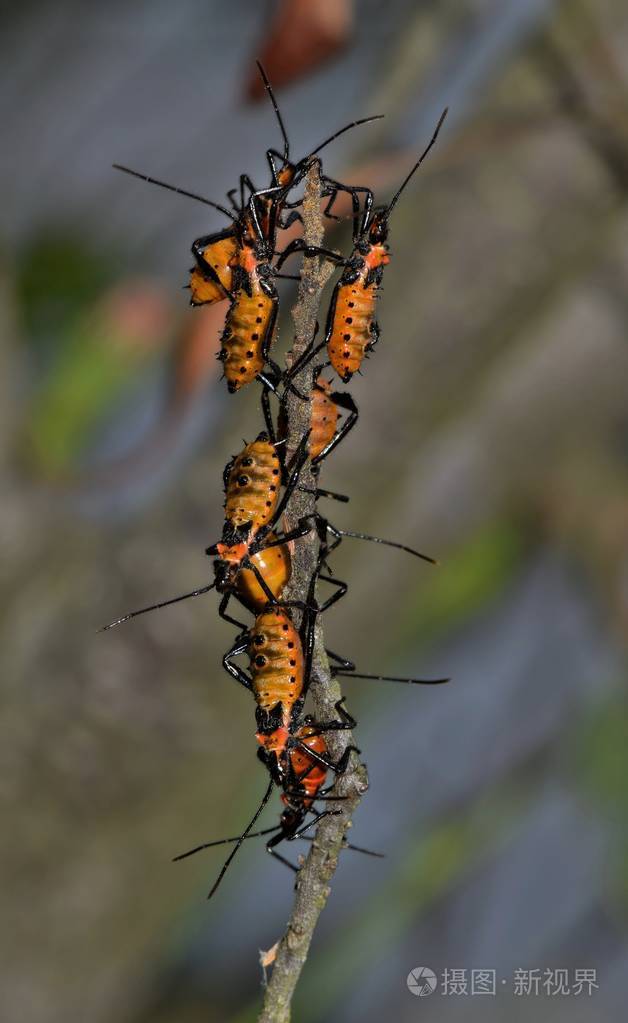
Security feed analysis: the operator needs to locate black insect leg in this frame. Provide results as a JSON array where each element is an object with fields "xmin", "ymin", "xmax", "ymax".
[
  {"xmin": 237, "ymin": 173, "xmax": 258, "ymax": 212},
  {"xmin": 257, "ymin": 516, "xmax": 314, "ymax": 552},
  {"xmin": 308, "ymin": 696, "xmax": 356, "ymax": 733},
  {"xmin": 237, "ymin": 556, "xmax": 285, "ymax": 608},
  {"xmin": 297, "ymin": 485, "xmax": 349, "ymax": 503},
  {"xmin": 365, "ymin": 318, "xmax": 380, "ymax": 353},
  {"xmin": 317, "ymin": 515, "xmax": 437, "ymax": 565},
  {"xmin": 297, "ymin": 834, "xmax": 384, "ymax": 858},
  {"xmin": 260, "ymin": 382, "xmax": 278, "ymax": 445},
  {"xmin": 275, "ymin": 238, "xmax": 346, "ymax": 272},
  {"xmin": 326, "ymin": 648, "xmax": 356, "ymax": 672},
  {"xmin": 299, "ymin": 568, "xmax": 320, "ymax": 702},
  {"xmin": 226, "ymin": 187, "xmax": 240, "ymax": 213},
  {"xmin": 293, "ymin": 741, "xmax": 360, "ymax": 774},
  {"xmin": 222, "ymin": 636, "xmax": 254, "ymax": 692},
  {"xmin": 265, "ymin": 837, "xmax": 299, "ymax": 873},
  {"xmin": 217, "ymin": 592, "xmax": 249, "ymax": 632},
  {"xmin": 276, "ymin": 209, "xmax": 302, "ymax": 230},
  {"xmin": 322, "ymin": 179, "xmax": 374, "ymax": 242},
  {"xmin": 267, "ymin": 807, "xmax": 344, "ymax": 871},
  {"xmin": 326, "ymin": 644, "xmax": 449, "ymax": 686},
  {"xmin": 191, "ymin": 234, "xmax": 236, "ymax": 301},
  {"xmin": 316, "ymin": 573, "xmax": 347, "ymax": 613},
  {"xmin": 280, "ymin": 325, "xmax": 329, "ymax": 388},
  {"xmin": 311, "ymin": 390, "xmax": 359, "ymax": 467},
  {"xmin": 290, "ymin": 808, "xmax": 342, "ymax": 839},
  {"xmin": 266, "ymin": 431, "xmax": 312, "ymax": 530}
]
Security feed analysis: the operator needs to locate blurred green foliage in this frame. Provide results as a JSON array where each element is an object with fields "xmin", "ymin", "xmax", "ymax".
[
  {"xmin": 14, "ymin": 231, "xmax": 169, "ymax": 475},
  {"xmin": 576, "ymin": 696, "xmax": 628, "ymax": 908},
  {"xmin": 16, "ymin": 231, "xmax": 117, "ymax": 352},
  {"xmin": 24, "ymin": 322, "xmax": 139, "ymax": 473},
  {"xmin": 400, "ymin": 520, "xmax": 527, "ymax": 646}
]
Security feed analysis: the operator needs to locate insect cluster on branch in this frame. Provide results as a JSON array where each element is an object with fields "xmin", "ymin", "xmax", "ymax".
[{"xmin": 106, "ymin": 63, "xmax": 449, "ymax": 898}]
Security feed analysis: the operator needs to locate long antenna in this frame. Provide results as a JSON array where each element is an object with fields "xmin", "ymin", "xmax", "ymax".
[
  {"xmin": 308, "ymin": 115, "xmax": 385, "ymax": 158},
  {"xmin": 100, "ymin": 583, "xmax": 216, "ymax": 632},
  {"xmin": 173, "ymin": 826, "xmax": 385, "ymax": 859},
  {"xmin": 206, "ymin": 779, "xmax": 275, "ymax": 899},
  {"xmin": 112, "ymin": 164, "xmax": 237, "ymax": 220},
  {"xmin": 173, "ymin": 824, "xmax": 280, "ymax": 860},
  {"xmin": 256, "ymin": 60, "xmax": 290, "ymax": 161},
  {"xmin": 336, "ymin": 671, "xmax": 450, "ymax": 685},
  {"xmin": 385, "ymin": 107, "xmax": 448, "ymax": 217}
]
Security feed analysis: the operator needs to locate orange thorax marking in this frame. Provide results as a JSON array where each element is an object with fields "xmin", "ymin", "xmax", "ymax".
[
  {"xmin": 256, "ymin": 726, "xmax": 290, "ymax": 755},
  {"xmin": 240, "ymin": 247, "xmax": 259, "ymax": 275},
  {"xmin": 215, "ymin": 541, "xmax": 249, "ymax": 565},
  {"xmin": 364, "ymin": 243, "xmax": 390, "ymax": 270}
]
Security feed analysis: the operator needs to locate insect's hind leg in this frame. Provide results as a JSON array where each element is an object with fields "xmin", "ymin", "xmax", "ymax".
[
  {"xmin": 316, "ymin": 573, "xmax": 347, "ymax": 614},
  {"xmin": 260, "ymin": 379, "xmax": 278, "ymax": 445},
  {"xmin": 312, "ymin": 391, "xmax": 359, "ymax": 467},
  {"xmin": 218, "ymin": 592, "xmax": 249, "ymax": 631}
]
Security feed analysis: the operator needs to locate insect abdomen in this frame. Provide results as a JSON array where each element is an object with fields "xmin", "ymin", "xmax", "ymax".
[
  {"xmin": 221, "ymin": 288, "xmax": 276, "ymax": 392},
  {"xmin": 327, "ymin": 273, "xmax": 376, "ymax": 382},
  {"xmin": 289, "ymin": 727, "xmax": 327, "ymax": 805},
  {"xmin": 310, "ymin": 377, "xmax": 339, "ymax": 459},
  {"xmin": 249, "ymin": 609, "xmax": 304, "ymax": 720},
  {"xmin": 189, "ymin": 235, "xmax": 237, "ymax": 305},
  {"xmin": 235, "ymin": 535, "xmax": 291, "ymax": 609},
  {"xmin": 224, "ymin": 436, "xmax": 281, "ymax": 533}
]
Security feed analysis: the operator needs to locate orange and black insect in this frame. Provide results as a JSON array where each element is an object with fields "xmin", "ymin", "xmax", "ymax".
[
  {"xmin": 225, "ymin": 63, "xmax": 383, "ymax": 255},
  {"xmin": 224, "ymin": 571, "xmax": 448, "ymax": 776},
  {"xmin": 172, "ymin": 700, "xmax": 376, "ymax": 895},
  {"xmin": 113, "ymin": 64, "xmax": 382, "ymax": 321},
  {"xmin": 278, "ymin": 108, "xmax": 448, "ymax": 382},
  {"xmin": 221, "ymin": 568, "xmax": 328, "ymax": 774},
  {"xmin": 176, "ymin": 617, "xmax": 449, "ymax": 900},
  {"xmin": 100, "ymin": 430, "xmax": 317, "ymax": 633},
  {"xmin": 258, "ymin": 376, "xmax": 435, "ymax": 589},
  {"xmin": 216, "ymin": 71, "xmax": 383, "ymax": 393},
  {"xmin": 217, "ymin": 207, "xmax": 282, "ymax": 393},
  {"xmin": 175, "ymin": 629, "xmax": 448, "ymax": 898},
  {"xmin": 309, "ymin": 374, "xmax": 357, "ymax": 464},
  {"xmin": 231, "ymin": 533, "xmax": 292, "ymax": 613},
  {"xmin": 111, "ymin": 162, "xmax": 243, "ymax": 305},
  {"xmin": 274, "ymin": 364, "xmax": 358, "ymax": 468},
  {"xmin": 101, "ymin": 406, "xmax": 435, "ymax": 636},
  {"xmin": 222, "ymin": 431, "xmax": 283, "ymax": 535},
  {"xmin": 222, "ymin": 601, "xmax": 313, "ymax": 761},
  {"xmin": 268, "ymin": 352, "xmax": 359, "ymax": 469},
  {"xmin": 105, "ymin": 169, "xmax": 285, "ymax": 392}
]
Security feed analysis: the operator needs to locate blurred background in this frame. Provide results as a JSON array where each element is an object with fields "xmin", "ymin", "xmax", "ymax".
[{"xmin": 2, "ymin": 1, "xmax": 628, "ymax": 1020}]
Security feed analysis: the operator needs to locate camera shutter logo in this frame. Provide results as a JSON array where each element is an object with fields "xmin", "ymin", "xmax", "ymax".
[{"xmin": 407, "ymin": 967, "xmax": 437, "ymax": 996}]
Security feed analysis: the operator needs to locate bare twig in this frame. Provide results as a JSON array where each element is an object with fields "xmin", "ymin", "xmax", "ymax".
[{"xmin": 258, "ymin": 161, "xmax": 368, "ymax": 1023}]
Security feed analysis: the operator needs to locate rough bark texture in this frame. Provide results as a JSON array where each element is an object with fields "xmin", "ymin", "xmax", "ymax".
[{"xmin": 257, "ymin": 162, "xmax": 368, "ymax": 1023}]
